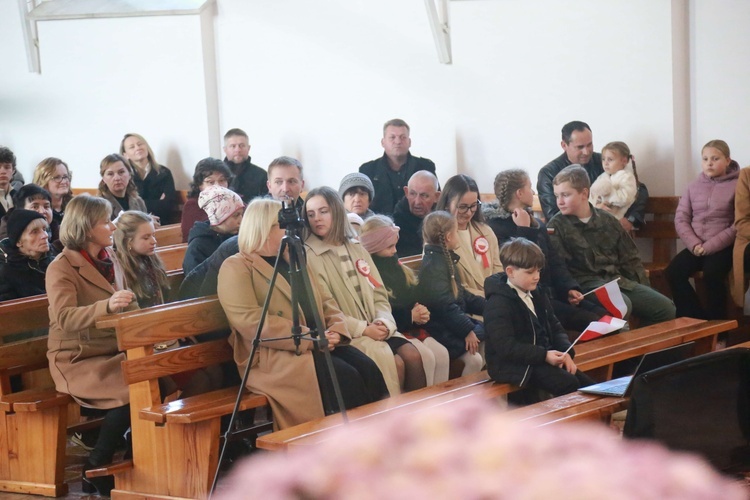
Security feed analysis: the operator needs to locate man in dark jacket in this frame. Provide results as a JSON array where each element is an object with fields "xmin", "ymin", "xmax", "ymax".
[
  {"xmin": 393, "ymin": 170, "xmax": 440, "ymax": 256},
  {"xmin": 359, "ymin": 119, "xmax": 437, "ymax": 216},
  {"xmin": 536, "ymin": 121, "xmax": 648, "ymax": 229},
  {"xmin": 222, "ymin": 128, "xmax": 269, "ymax": 203}
]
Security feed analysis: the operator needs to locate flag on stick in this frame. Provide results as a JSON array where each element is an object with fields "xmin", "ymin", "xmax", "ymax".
[
  {"xmin": 564, "ymin": 316, "xmax": 628, "ymax": 354},
  {"xmin": 582, "ymin": 279, "xmax": 628, "ymax": 319}
]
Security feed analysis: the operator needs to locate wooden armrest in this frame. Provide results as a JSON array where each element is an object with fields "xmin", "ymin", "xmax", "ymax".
[
  {"xmin": 85, "ymin": 459, "xmax": 134, "ymax": 478},
  {"xmin": 140, "ymin": 386, "xmax": 268, "ymax": 425},
  {"xmin": 0, "ymin": 388, "xmax": 72, "ymax": 412}
]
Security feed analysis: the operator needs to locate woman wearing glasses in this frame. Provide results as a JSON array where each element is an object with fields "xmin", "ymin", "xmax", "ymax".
[
  {"xmin": 32, "ymin": 157, "xmax": 73, "ymax": 226},
  {"xmin": 436, "ymin": 174, "xmax": 502, "ymax": 299}
]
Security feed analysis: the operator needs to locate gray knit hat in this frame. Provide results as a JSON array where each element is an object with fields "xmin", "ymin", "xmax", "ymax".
[{"xmin": 338, "ymin": 173, "xmax": 374, "ymax": 201}]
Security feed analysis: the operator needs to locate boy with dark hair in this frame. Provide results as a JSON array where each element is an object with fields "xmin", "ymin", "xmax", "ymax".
[
  {"xmin": 547, "ymin": 165, "xmax": 675, "ymax": 325},
  {"xmin": 484, "ymin": 237, "xmax": 593, "ymax": 405},
  {"xmin": 0, "ymin": 146, "xmax": 18, "ymax": 218}
]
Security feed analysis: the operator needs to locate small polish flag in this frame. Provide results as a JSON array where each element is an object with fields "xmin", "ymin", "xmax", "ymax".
[
  {"xmin": 565, "ymin": 316, "xmax": 628, "ymax": 353},
  {"xmin": 593, "ymin": 279, "xmax": 628, "ymax": 319},
  {"xmin": 579, "ymin": 316, "xmax": 628, "ymax": 342}
]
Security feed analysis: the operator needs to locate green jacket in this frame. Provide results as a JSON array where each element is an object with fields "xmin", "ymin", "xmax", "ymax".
[{"xmin": 547, "ymin": 204, "xmax": 648, "ymax": 291}]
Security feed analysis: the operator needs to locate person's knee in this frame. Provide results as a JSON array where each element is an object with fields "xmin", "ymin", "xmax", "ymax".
[
  {"xmin": 461, "ymin": 352, "xmax": 483, "ymax": 374},
  {"xmin": 398, "ymin": 343, "xmax": 422, "ymax": 366}
]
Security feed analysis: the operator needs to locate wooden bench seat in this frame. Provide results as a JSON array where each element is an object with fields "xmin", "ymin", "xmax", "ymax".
[
  {"xmin": 508, "ymin": 391, "xmax": 628, "ymax": 427},
  {"xmin": 95, "ymin": 296, "xmax": 270, "ymax": 499},
  {"xmin": 256, "ymin": 317, "xmax": 736, "ymax": 451}
]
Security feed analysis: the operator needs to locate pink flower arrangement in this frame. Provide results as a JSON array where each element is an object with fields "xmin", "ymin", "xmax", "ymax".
[{"xmin": 218, "ymin": 399, "xmax": 745, "ymax": 499}]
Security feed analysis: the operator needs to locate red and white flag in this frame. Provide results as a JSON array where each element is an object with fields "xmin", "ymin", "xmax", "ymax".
[
  {"xmin": 565, "ymin": 316, "xmax": 628, "ymax": 353},
  {"xmin": 592, "ymin": 279, "xmax": 628, "ymax": 319}
]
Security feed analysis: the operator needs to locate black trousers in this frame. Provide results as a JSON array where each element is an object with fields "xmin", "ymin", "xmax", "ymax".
[
  {"xmin": 315, "ymin": 345, "xmax": 389, "ymax": 413},
  {"xmin": 508, "ymin": 365, "xmax": 594, "ymax": 406},
  {"xmin": 87, "ymin": 404, "xmax": 131, "ymax": 466},
  {"xmin": 665, "ymin": 246, "xmax": 733, "ymax": 320}
]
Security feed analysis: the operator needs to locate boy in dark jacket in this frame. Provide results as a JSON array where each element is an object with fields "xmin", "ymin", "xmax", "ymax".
[{"xmin": 485, "ymin": 238, "xmax": 593, "ymax": 405}]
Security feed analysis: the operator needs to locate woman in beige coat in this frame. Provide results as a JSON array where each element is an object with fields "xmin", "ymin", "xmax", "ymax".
[
  {"xmin": 437, "ymin": 174, "xmax": 502, "ymax": 300},
  {"xmin": 218, "ymin": 199, "xmax": 387, "ymax": 430},
  {"xmin": 46, "ymin": 194, "xmax": 137, "ymax": 496},
  {"xmin": 304, "ymin": 187, "xmax": 428, "ymax": 396}
]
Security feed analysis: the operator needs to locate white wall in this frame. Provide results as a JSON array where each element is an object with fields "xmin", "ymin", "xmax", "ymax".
[{"xmin": 1, "ymin": 0, "xmax": 747, "ymax": 195}]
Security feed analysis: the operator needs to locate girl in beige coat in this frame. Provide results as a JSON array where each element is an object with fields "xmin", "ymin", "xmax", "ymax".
[
  {"xmin": 304, "ymin": 187, "xmax": 428, "ymax": 396},
  {"xmin": 218, "ymin": 199, "xmax": 387, "ymax": 429},
  {"xmin": 437, "ymin": 174, "xmax": 503, "ymax": 300},
  {"xmin": 46, "ymin": 194, "xmax": 136, "ymax": 495}
]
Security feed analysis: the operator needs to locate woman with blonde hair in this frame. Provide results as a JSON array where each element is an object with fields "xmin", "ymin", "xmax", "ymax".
[
  {"xmin": 97, "ymin": 153, "xmax": 148, "ymax": 221},
  {"xmin": 120, "ymin": 133, "xmax": 178, "ymax": 224},
  {"xmin": 32, "ymin": 157, "xmax": 73, "ymax": 225},
  {"xmin": 304, "ymin": 186, "xmax": 427, "ymax": 395},
  {"xmin": 218, "ymin": 198, "xmax": 387, "ymax": 429},
  {"xmin": 46, "ymin": 194, "xmax": 136, "ymax": 495}
]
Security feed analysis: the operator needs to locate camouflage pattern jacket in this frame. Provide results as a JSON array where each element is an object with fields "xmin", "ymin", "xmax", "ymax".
[{"xmin": 546, "ymin": 204, "xmax": 648, "ymax": 291}]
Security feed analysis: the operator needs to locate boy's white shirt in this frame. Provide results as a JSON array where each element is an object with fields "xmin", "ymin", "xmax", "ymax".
[{"xmin": 508, "ymin": 280, "xmax": 536, "ymax": 316}]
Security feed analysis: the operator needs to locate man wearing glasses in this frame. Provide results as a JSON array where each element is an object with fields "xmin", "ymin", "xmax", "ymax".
[{"xmin": 359, "ymin": 118, "xmax": 437, "ymax": 216}]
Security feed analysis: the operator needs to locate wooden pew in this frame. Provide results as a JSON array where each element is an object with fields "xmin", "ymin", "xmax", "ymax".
[
  {"xmin": 92, "ymin": 296, "xmax": 270, "ymax": 499},
  {"xmin": 0, "ymin": 295, "xmax": 68, "ymax": 497},
  {"xmin": 154, "ymin": 223, "xmax": 183, "ymax": 247},
  {"xmin": 255, "ymin": 317, "xmax": 736, "ymax": 451},
  {"xmin": 156, "ymin": 242, "xmax": 187, "ymax": 273}
]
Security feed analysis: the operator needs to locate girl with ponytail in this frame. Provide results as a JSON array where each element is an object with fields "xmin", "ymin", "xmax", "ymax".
[{"xmin": 417, "ymin": 211, "xmax": 485, "ymax": 377}]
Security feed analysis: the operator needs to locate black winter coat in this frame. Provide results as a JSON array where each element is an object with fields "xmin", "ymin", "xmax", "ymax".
[
  {"xmin": 183, "ymin": 221, "xmax": 234, "ymax": 276},
  {"xmin": 484, "ymin": 273, "xmax": 573, "ymax": 386},
  {"xmin": 482, "ymin": 202, "xmax": 580, "ymax": 302},
  {"xmin": 223, "ymin": 157, "xmax": 268, "ymax": 204},
  {"xmin": 134, "ymin": 165, "xmax": 178, "ymax": 225},
  {"xmin": 0, "ymin": 238, "xmax": 55, "ymax": 302},
  {"xmin": 392, "ymin": 197, "xmax": 429, "ymax": 257},
  {"xmin": 417, "ymin": 245, "xmax": 485, "ymax": 359},
  {"xmin": 371, "ymin": 254, "xmax": 417, "ymax": 333},
  {"xmin": 359, "ymin": 153, "xmax": 436, "ymax": 216}
]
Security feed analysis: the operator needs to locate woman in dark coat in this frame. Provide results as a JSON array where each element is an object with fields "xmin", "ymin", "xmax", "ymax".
[
  {"xmin": 0, "ymin": 209, "xmax": 55, "ymax": 301},
  {"xmin": 120, "ymin": 133, "xmax": 178, "ymax": 224}
]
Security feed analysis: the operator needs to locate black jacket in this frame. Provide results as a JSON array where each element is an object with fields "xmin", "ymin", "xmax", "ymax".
[
  {"xmin": 482, "ymin": 202, "xmax": 579, "ymax": 302},
  {"xmin": 224, "ymin": 157, "xmax": 268, "ymax": 204},
  {"xmin": 392, "ymin": 196, "xmax": 428, "ymax": 257},
  {"xmin": 359, "ymin": 152, "xmax": 436, "ymax": 216},
  {"xmin": 536, "ymin": 152, "xmax": 648, "ymax": 225},
  {"xmin": 134, "ymin": 165, "xmax": 178, "ymax": 225},
  {"xmin": 417, "ymin": 245, "xmax": 485, "ymax": 359},
  {"xmin": 0, "ymin": 238, "xmax": 55, "ymax": 302},
  {"xmin": 484, "ymin": 273, "xmax": 573, "ymax": 386},
  {"xmin": 179, "ymin": 235, "xmax": 239, "ymax": 299},
  {"xmin": 183, "ymin": 221, "xmax": 234, "ymax": 276}
]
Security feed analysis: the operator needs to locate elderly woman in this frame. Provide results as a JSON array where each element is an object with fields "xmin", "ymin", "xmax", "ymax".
[
  {"xmin": 32, "ymin": 157, "xmax": 73, "ymax": 226},
  {"xmin": 0, "ymin": 209, "xmax": 55, "ymax": 301},
  {"xmin": 46, "ymin": 194, "xmax": 136, "ymax": 496},
  {"xmin": 217, "ymin": 198, "xmax": 386, "ymax": 429},
  {"xmin": 97, "ymin": 153, "xmax": 148, "ymax": 221},
  {"xmin": 120, "ymin": 133, "xmax": 178, "ymax": 224}
]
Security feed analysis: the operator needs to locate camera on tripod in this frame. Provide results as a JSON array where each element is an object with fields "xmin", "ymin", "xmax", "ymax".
[{"xmin": 278, "ymin": 199, "xmax": 303, "ymax": 231}]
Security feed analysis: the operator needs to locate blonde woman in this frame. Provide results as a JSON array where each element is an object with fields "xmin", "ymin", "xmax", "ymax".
[
  {"xmin": 32, "ymin": 157, "xmax": 73, "ymax": 225},
  {"xmin": 97, "ymin": 153, "xmax": 148, "ymax": 220}
]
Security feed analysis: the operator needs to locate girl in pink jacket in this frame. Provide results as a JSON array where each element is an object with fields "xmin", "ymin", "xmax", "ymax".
[{"xmin": 665, "ymin": 140, "xmax": 740, "ymax": 319}]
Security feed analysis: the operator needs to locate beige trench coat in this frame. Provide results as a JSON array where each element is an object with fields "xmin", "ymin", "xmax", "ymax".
[
  {"xmin": 46, "ymin": 247, "xmax": 135, "ymax": 409},
  {"xmin": 732, "ymin": 167, "xmax": 750, "ymax": 306},
  {"xmin": 454, "ymin": 221, "xmax": 503, "ymax": 298},
  {"xmin": 305, "ymin": 236, "xmax": 403, "ymax": 396},
  {"xmin": 217, "ymin": 252, "xmax": 349, "ymax": 430}
]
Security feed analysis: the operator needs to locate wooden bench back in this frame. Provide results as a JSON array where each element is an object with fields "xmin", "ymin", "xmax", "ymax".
[
  {"xmin": 156, "ymin": 243, "xmax": 187, "ymax": 272},
  {"xmin": 154, "ymin": 223, "xmax": 183, "ymax": 247},
  {"xmin": 634, "ymin": 196, "xmax": 680, "ymax": 264}
]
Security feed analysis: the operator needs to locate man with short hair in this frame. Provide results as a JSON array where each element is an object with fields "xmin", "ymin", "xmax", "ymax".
[
  {"xmin": 0, "ymin": 147, "xmax": 18, "ymax": 219},
  {"xmin": 222, "ymin": 128, "xmax": 268, "ymax": 203},
  {"xmin": 547, "ymin": 165, "xmax": 675, "ymax": 326},
  {"xmin": 359, "ymin": 118, "xmax": 437, "ymax": 216},
  {"xmin": 267, "ymin": 156, "xmax": 305, "ymax": 215},
  {"xmin": 393, "ymin": 170, "xmax": 440, "ymax": 256},
  {"xmin": 536, "ymin": 121, "xmax": 647, "ymax": 230}
]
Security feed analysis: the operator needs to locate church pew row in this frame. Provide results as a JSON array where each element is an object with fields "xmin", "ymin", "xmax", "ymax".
[
  {"xmin": 0, "ymin": 264, "xmax": 186, "ymax": 497},
  {"xmin": 254, "ymin": 317, "xmax": 736, "ymax": 452},
  {"xmin": 89, "ymin": 296, "xmax": 271, "ymax": 499}
]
